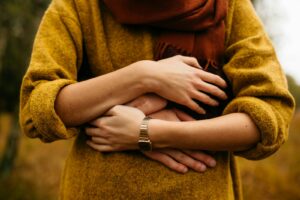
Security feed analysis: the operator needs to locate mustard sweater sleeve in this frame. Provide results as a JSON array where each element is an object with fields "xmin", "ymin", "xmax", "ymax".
[
  {"xmin": 223, "ymin": 0, "xmax": 295, "ymax": 160},
  {"xmin": 19, "ymin": 0, "xmax": 83, "ymax": 142}
]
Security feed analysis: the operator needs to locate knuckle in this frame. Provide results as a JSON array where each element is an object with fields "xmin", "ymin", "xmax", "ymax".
[
  {"xmin": 211, "ymin": 74, "xmax": 219, "ymax": 80},
  {"xmin": 190, "ymin": 71, "xmax": 199, "ymax": 79},
  {"xmin": 190, "ymin": 161, "xmax": 200, "ymax": 169},
  {"xmin": 181, "ymin": 97, "xmax": 191, "ymax": 106},
  {"xmin": 101, "ymin": 125, "xmax": 110, "ymax": 132},
  {"xmin": 94, "ymin": 145, "xmax": 102, "ymax": 151},
  {"xmin": 187, "ymin": 85, "xmax": 196, "ymax": 94},
  {"xmin": 191, "ymin": 57, "xmax": 198, "ymax": 63},
  {"xmin": 195, "ymin": 79, "xmax": 204, "ymax": 87},
  {"xmin": 174, "ymin": 164, "xmax": 183, "ymax": 171},
  {"xmin": 85, "ymin": 128, "xmax": 92, "ymax": 135},
  {"xmin": 216, "ymin": 76, "xmax": 224, "ymax": 84},
  {"xmin": 165, "ymin": 160, "xmax": 174, "ymax": 167},
  {"xmin": 205, "ymin": 97, "xmax": 215, "ymax": 105},
  {"xmin": 190, "ymin": 102, "xmax": 199, "ymax": 110},
  {"xmin": 173, "ymin": 55, "xmax": 182, "ymax": 60},
  {"xmin": 112, "ymin": 105, "xmax": 122, "ymax": 112},
  {"xmin": 94, "ymin": 119, "xmax": 103, "ymax": 127},
  {"xmin": 91, "ymin": 137, "xmax": 97, "ymax": 142},
  {"xmin": 196, "ymin": 154, "xmax": 209, "ymax": 162},
  {"xmin": 203, "ymin": 155, "xmax": 213, "ymax": 163},
  {"xmin": 177, "ymin": 153, "xmax": 187, "ymax": 161},
  {"xmin": 150, "ymin": 153, "xmax": 161, "ymax": 160},
  {"xmin": 211, "ymin": 87, "xmax": 221, "ymax": 95}
]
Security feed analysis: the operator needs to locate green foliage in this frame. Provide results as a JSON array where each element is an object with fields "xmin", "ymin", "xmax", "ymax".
[{"xmin": 0, "ymin": 0, "xmax": 50, "ymax": 112}]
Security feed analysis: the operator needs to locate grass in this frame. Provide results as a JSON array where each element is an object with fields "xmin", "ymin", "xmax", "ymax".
[
  {"xmin": 0, "ymin": 111, "xmax": 300, "ymax": 200},
  {"xmin": 239, "ymin": 110, "xmax": 300, "ymax": 200}
]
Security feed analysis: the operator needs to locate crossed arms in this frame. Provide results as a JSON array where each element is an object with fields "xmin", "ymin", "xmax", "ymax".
[{"xmin": 55, "ymin": 55, "xmax": 260, "ymax": 173}]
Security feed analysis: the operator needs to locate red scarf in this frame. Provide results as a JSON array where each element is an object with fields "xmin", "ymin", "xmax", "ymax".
[
  {"xmin": 103, "ymin": 0, "xmax": 228, "ymax": 70},
  {"xmin": 103, "ymin": 0, "xmax": 231, "ymax": 119}
]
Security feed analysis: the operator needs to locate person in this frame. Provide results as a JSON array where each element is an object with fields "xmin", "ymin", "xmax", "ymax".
[{"xmin": 19, "ymin": 0, "xmax": 295, "ymax": 199}]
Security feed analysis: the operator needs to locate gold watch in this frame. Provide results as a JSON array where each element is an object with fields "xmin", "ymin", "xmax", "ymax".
[{"xmin": 138, "ymin": 116, "xmax": 152, "ymax": 152}]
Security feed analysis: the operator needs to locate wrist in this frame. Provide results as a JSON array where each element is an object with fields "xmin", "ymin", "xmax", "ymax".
[
  {"xmin": 133, "ymin": 60, "xmax": 160, "ymax": 93},
  {"xmin": 148, "ymin": 119, "xmax": 173, "ymax": 149}
]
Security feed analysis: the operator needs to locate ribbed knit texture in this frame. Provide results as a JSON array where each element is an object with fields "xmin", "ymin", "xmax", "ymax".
[{"xmin": 19, "ymin": 0, "xmax": 295, "ymax": 199}]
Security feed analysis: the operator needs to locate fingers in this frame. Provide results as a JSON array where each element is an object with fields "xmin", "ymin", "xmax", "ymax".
[
  {"xmin": 194, "ymin": 81, "xmax": 228, "ymax": 100},
  {"xmin": 182, "ymin": 150, "xmax": 217, "ymax": 168},
  {"xmin": 176, "ymin": 55, "xmax": 227, "ymax": 91},
  {"xmin": 190, "ymin": 90, "xmax": 219, "ymax": 107},
  {"xmin": 161, "ymin": 149, "xmax": 207, "ymax": 173},
  {"xmin": 126, "ymin": 94, "xmax": 168, "ymax": 115},
  {"xmin": 85, "ymin": 127, "xmax": 109, "ymax": 138},
  {"xmin": 197, "ymin": 70, "xmax": 227, "ymax": 89},
  {"xmin": 177, "ymin": 55, "xmax": 202, "ymax": 69},
  {"xmin": 90, "ymin": 136, "xmax": 111, "ymax": 145},
  {"xmin": 89, "ymin": 117, "xmax": 110, "ymax": 127},
  {"xmin": 171, "ymin": 108, "xmax": 196, "ymax": 121},
  {"xmin": 182, "ymin": 96, "xmax": 206, "ymax": 114},
  {"xmin": 86, "ymin": 141, "xmax": 116, "ymax": 152},
  {"xmin": 86, "ymin": 127, "xmax": 111, "ymax": 145},
  {"xmin": 143, "ymin": 151, "xmax": 188, "ymax": 174},
  {"xmin": 148, "ymin": 109, "xmax": 180, "ymax": 121},
  {"xmin": 104, "ymin": 105, "xmax": 119, "ymax": 116},
  {"xmin": 104, "ymin": 105, "xmax": 133, "ymax": 116}
]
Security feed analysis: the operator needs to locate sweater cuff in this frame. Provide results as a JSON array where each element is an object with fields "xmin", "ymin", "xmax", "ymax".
[
  {"xmin": 223, "ymin": 96, "xmax": 279, "ymax": 160},
  {"xmin": 30, "ymin": 79, "xmax": 79, "ymax": 142}
]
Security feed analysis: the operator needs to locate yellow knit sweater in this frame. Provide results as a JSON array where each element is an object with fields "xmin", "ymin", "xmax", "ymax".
[{"xmin": 19, "ymin": 0, "xmax": 295, "ymax": 199}]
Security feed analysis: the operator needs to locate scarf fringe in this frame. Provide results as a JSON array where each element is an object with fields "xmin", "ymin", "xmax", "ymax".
[
  {"xmin": 203, "ymin": 59, "xmax": 219, "ymax": 71},
  {"xmin": 154, "ymin": 41, "xmax": 192, "ymax": 60},
  {"xmin": 154, "ymin": 42, "xmax": 220, "ymax": 71}
]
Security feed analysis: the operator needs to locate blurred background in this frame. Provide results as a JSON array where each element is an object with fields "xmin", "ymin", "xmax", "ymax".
[{"xmin": 0, "ymin": 0, "xmax": 299, "ymax": 199}]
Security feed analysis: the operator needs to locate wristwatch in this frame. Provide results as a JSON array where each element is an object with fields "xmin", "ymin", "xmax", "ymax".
[{"xmin": 138, "ymin": 116, "xmax": 152, "ymax": 152}]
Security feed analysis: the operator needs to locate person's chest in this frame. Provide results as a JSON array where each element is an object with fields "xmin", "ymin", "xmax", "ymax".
[{"xmin": 77, "ymin": 1, "xmax": 158, "ymax": 78}]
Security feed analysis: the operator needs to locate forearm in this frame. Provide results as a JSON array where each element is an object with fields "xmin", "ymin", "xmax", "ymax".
[
  {"xmin": 149, "ymin": 113, "xmax": 260, "ymax": 152},
  {"xmin": 55, "ymin": 61, "xmax": 153, "ymax": 127}
]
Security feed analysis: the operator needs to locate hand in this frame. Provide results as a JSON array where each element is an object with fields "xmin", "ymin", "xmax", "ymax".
[
  {"xmin": 86, "ymin": 105, "xmax": 217, "ymax": 173},
  {"xmin": 148, "ymin": 109, "xmax": 180, "ymax": 121},
  {"xmin": 143, "ymin": 109, "xmax": 216, "ymax": 174},
  {"xmin": 141, "ymin": 55, "xmax": 228, "ymax": 114},
  {"xmin": 125, "ymin": 93, "xmax": 167, "ymax": 115},
  {"xmin": 126, "ymin": 93, "xmax": 196, "ymax": 121},
  {"xmin": 143, "ymin": 149, "xmax": 216, "ymax": 174},
  {"xmin": 86, "ymin": 105, "xmax": 145, "ymax": 151},
  {"xmin": 171, "ymin": 107, "xmax": 196, "ymax": 121},
  {"xmin": 126, "ymin": 93, "xmax": 196, "ymax": 122}
]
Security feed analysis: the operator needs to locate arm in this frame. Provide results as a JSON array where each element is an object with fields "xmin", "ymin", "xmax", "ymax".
[
  {"xmin": 87, "ymin": 94, "xmax": 217, "ymax": 173},
  {"xmin": 19, "ymin": 0, "xmax": 227, "ymax": 142},
  {"xmin": 86, "ymin": 105, "xmax": 259, "ymax": 152},
  {"xmin": 86, "ymin": 0, "xmax": 295, "ymax": 160},
  {"xmin": 130, "ymin": 95, "xmax": 217, "ymax": 173},
  {"xmin": 149, "ymin": 113, "xmax": 260, "ymax": 151},
  {"xmin": 56, "ymin": 55, "xmax": 228, "ymax": 127},
  {"xmin": 141, "ymin": 108, "xmax": 217, "ymax": 173}
]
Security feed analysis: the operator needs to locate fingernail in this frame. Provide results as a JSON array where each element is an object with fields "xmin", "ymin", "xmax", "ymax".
[
  {"xmin": 198, "ymin": 164, "xmax": 206, "ymax": 172},
  {"xmin": 213, "ymin": 101, "xmax": 219, "ymax": 106},
  {"xmin": 209, "ymin": 160, "xmax": 217, "ymax": 167},
  {"xmin": 199, "ymin": 108, "xmax": 206, "ymax": 114},
  {"xmin": 182, "ymin": 167, "xmax": 188, "ymax": 173}
]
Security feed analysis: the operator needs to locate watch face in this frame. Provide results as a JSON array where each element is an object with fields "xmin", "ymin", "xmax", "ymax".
[{"xmin": 139, "ymin": 141, "xmax": 152, "ymax": 152}]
